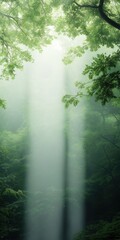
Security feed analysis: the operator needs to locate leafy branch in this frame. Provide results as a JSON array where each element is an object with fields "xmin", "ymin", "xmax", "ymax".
[
  {"xmin": 0, "ymin": 11, "xmax": 26, "ymax": 34},
  {"xmin": 74, "ymin": 0, "xmax": 120, "ymax": 30},
  {"xmin": 73, "ymin": 1, "xmax": 98, "ymax": 9},
  {"xmin": 63, "ymin": 50, "xmax": 120, "ymax": 107}
]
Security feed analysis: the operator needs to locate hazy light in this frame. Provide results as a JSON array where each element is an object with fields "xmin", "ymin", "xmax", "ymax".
[{"xmin": 25, "ymin": 38, "xmax": 85, "ymax": 240}]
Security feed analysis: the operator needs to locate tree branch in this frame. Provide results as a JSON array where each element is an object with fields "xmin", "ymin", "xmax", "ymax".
[
  {"xmin": 99, "ymin": 0, "xmax": 120, "ymax": 30},
  {"xmin": 73, "ymin": 1, "xmax": 98, "ymax": 9},
  {"xmin": 101, "ymin": 135, "xmax": 120, "ymax": 149},
  {"xmin": 0, "ymin": 11, "xmax": 19, "ymax": 22},
  {"xmin": 0, "ymin": 11, "xmax": 26, "ymax": 34},
  {"xmin": 74, "ymin": 0, "xmax": 120, "ymax": 30}
]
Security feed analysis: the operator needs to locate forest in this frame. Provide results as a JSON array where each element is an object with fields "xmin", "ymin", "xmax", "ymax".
[{"xmin": 0, "ymin": 0, "xmax": 120, "ymax": 240}]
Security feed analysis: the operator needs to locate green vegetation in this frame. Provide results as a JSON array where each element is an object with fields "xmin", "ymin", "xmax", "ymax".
[
  {"xmin": 75, "ymin": 215, "xmax": 120, "ymax": 240},
  {"xmin": 75, "ymin": 98, "xmax": 120, "ymax": 239},
  {"xmin": 63, "ymin": 50, "xmax": 120, "ymax": 106},
  {"xmin": 0, "ymin": 0, "xmax": 120, "ymax": 239},
  {"xmin": 0, "ymin": 0, "xmax": 120, "ymax": 107},
  {"xmin": 0, "ymin": 129, "xmax": 28, "ymax": 239}
]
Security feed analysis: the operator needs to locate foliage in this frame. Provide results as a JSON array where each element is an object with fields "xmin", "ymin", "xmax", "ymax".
[
  {"xmin": 73, "ymin": 98, "xmax": 120, "ymax": 238},
  {"xmin": 0, "ymin": 1, "xmax": 120, "ymax": 239},
  {"xmin": 63, "ymin": 50, "xmax": 120, "ymax": 106},
  {"xmin": 0, "ymin": 0, "xmax": 120, "ymax": 107},
  {"xmin": 57, "ymin": 0, "xmax": 120, "ymax": 106},
  {"xmin": 0, "ymin": 99, "xmax": 6, "ymax": 109},
  {"xmin": 75, "ymin": 214, "xmax": 120, "ymax": 240},
  {"xmin": 83, "ymin": 50, "xmax": 120, "ymax": 104},
  {"xmin": 84, "ymin": 99, "xmax": 120, "ymax": 221},
  {"xmin": 0, "ymin": 128, "xmax": 28, "ymax": 240},
  {"xmin": 0, "ymin": 0, "xmax": 54, "ymax": 80},
  {"xmin": 55, "ymin": 0, "xmax": 120, "ymax": 54}
]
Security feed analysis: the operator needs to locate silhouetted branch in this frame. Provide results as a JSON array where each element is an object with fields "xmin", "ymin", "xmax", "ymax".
[
  {"xmin": 73, "ymin": 1, "xmax": 98, "ymax": 9},
  {"xmin": 0, "ymin": 11, "xmax": 19, "ymax": 22},
  {"xmin": 99, "ymin": 0, "xmax": 120, "ymax": 30},
  {"xmin": 74, "ymin": 0, "xmax": 120, "ymax": 30},
  {"xmin": 101, "ymin": 135, "xmax": 120, "ymax": 149},
  {"xmin": 0, "ymin": 11, "xmax": 26, "ymax": 34}
]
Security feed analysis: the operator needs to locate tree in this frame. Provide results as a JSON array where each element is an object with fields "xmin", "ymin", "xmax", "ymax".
[
  {"xmin": 54, "ymin": 0, "xmax": 120, "ymax": 49},
  {"xmin": 0, "ymin": 0, "xmax": 55, "ymax": 107},
  {"xmin": 63, "ymin": 50, "xmax": 120, "ymax": 106},
  {"xmin": 0, "ymin": 128, "xmax": 28, "ymax": 239},
  {"xmin": 0, "ymin": 0, "xmax": 120, "ymax": 107},
  {"xmin": 57, "ymin": 0, "xmax": 120, "ymax": 106},
  {"xmin": 72, "ymin": 0, "xmax": 120, "ymax": 30},
  {"xmin": 75, "ymin": 214, "xmax": 120, "ymax": 240},
  {"xmin": 0, "ymin": 0, "xmax": 54, "ymax": 79},
  {"xmin": 83, "ymin": 99, "xmax": 120, "ymax": 225}
]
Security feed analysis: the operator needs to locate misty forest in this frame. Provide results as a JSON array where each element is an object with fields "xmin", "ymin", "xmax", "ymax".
[{"xmin": 0, "ymin": 0, "xmax": 120, "ymax": 240}]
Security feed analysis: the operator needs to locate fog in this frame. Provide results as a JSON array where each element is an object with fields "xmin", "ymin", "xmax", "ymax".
[
  {"xmin": 0, "ymin": 38, "xmax": 87, "ymax": 240},
  {"xmin": 26, "ymin": 39, "xmax": 85, "ymax": 240}
]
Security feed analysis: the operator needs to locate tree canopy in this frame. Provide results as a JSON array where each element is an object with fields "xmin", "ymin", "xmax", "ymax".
[{"xmin": 0, "ymin": 0, "xmax": 120, "ymax": 107}]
